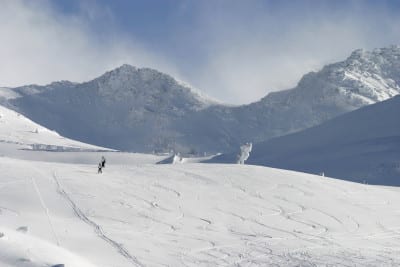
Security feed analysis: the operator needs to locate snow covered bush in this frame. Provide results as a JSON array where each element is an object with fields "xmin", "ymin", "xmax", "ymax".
[{"xmin": 237, "ymin": 143, "xmax": 252, "ymax": 164}]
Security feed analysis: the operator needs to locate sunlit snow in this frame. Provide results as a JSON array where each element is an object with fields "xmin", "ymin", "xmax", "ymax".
[{"xmin": 1, "ymin": 106, "xmax": 400, "ymax": 266}]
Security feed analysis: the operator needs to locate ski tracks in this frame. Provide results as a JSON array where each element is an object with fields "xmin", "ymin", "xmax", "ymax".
[
  {"xmin": 152, "ymin": 183, "xmax": 181, "ymax": 198},
  {"xmin": 52, "ymin": 172, "xmax": 144, "ymax": 267}
]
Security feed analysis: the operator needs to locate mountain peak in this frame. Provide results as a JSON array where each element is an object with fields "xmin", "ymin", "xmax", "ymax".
[
  {"xmin": 101, "ymin": 64, "xmax": 167, "ymax": 81},
  {"xmin": 101, "ymin": 64, "xmax": 177, "ymax": 84},
  {"xmin": 105, "ymin": 64, "xmax": 141, "ymax": 78},
  {"xmin": 94, "ymin": 64, "xmax": 218, "ymax": 107},
  {"xmin": 346, "ymin": 45, "xmax": 400, "ymax": 63},
  {"xmin": 113, "ymin": 63, "xmax": 138, "ymax": 73}
]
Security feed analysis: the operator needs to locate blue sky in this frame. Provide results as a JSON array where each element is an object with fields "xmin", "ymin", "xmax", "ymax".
[{"xmin": 1, "ymin": 0, "xmax": 400, "ymax": 104}]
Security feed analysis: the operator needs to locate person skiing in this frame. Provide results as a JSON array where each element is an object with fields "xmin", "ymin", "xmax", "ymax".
[
  {"xmin": 98, "ymin": 162, "xmax": 102, "ymax": 174},
  {"xmin": 101, "ymin": 156, "xmax": 106, "ymax": 168}
]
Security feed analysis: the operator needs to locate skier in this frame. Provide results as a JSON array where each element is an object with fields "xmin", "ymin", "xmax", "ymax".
[
  {"xmin": 101, "ymin": 156, "xmax": 106, "ymax": 168},
  {"xmin": 98, "ymin": 162, "xmax": 102, "ymax": 174}
]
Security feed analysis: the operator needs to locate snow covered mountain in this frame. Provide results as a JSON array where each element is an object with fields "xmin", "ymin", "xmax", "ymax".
[
  {"xmin": 226, "ymin": 46, "xmax": 400, "ymax": 141},
  {"xmin": 166, "ymin": 46, "xmax": 400, "ymax": 152},
  {"xmin": 3, "ymin": 65, "xmax": 217, "ymax": 152},
  {"xmin": 212, "ymin": 95, "xmax": 400, "ymax": 185},
  {"xmin": 1, "ymin": 83, "xmax": 400, "ymax": 266},
  {"xmin": 3, "ymin": 46, "xmax": 400, "ymax": 153}
]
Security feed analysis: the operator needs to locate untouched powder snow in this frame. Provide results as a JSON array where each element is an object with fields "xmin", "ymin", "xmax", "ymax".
[{"xmin": 1, "ymin": 155, "xmax": 400, "ymax": 266}]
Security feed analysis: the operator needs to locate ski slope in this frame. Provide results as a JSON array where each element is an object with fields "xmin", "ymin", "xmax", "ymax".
[
  {"xmin": 1, "ymin": 155, "xmax": 400, "ymax": 266},
  {"xmin": 1, "ymin": 104, "xmax": 400, "ymax": 266}
]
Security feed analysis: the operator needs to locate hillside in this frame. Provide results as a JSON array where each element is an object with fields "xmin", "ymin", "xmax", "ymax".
[
  {"xmin": 0, "ymin": 104, "xmax": 109, "ymax": 152},
  {"xmin": 1, "ymin": 99, "xmax": 400, "ymax": 266},
  {"xmin": 224, "ymin": 95, "xmax": 400, "ymax": 185},
  {"xmin": 2, "ymin": 156, "xmax": 400, "ymax": 266},
  {"xmin": 2, "ymin": 46, "xmax": 400, "ymax": 153},
  {"xmin": 2, "ymin": 66, "xmax": 216, "ymax": 153},
  {"xmin": 155, "ymin": 46, "xmax": 400, "ymax": 152}
]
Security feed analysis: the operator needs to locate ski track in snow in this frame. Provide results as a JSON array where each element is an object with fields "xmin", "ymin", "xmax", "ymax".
[
  {"xmin": 31, "ymin": 176, "xmax": 61, "ymax": 246},
  {"xmin": 171, "ymin": 168, "xmax": 396, "ymax": 266},
  {"xmin": 52, "ymin": 172, "xmax": 144, "ymax": 267},
  {"xmin": 152, "ymin": 183, "xmax": 181, "ymax": 198},
  {"xmin": 2, "ymin": 153, "xmax": 400, "ymax": 266}
]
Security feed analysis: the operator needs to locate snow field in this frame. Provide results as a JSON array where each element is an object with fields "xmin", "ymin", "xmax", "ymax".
[{"xmin": 1, "ymin": 155, "xmax": 400, "ymax": 266}]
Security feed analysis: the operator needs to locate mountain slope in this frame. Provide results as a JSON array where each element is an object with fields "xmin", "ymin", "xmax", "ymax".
[
  {"xmin": 6, "ymin": 65, "xmax": 216, "ymax": 152},
  {"xmin": 2, "ymin": 155, "xmax": 400, "ymax": 266},
  {"xmin": 240, "ymin": 95, "xmax": 400, "ymax": 185},
  {"xmin": 1, "ymin": 96, "xmax": 400, "ymax": 265},
  {"xmin": 4, "ymin": 46, "xmax": 400, "ymax": 153},
  {"xmin": 169, "ymin": 46, "xmax": 400, "ymax": 152},
  {"xmin": 233, "ymin": 46, "xmax": 400, "ymax": 139},
  {"xmin": 0, "ymin": 104, "xmax": 109, "ymax": 152}
]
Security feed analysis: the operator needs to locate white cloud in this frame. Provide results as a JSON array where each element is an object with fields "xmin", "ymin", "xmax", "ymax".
[
  {"xmin": 183, "ymin": 1, "xmax": 400, "ymax": 104},
  {"xmin": 1, "ymin": 1, "xmax": 400, "ymax": 105},
  {"xmin": 0, "ymin": 0, "xmax": 178, "ymax": 87}
]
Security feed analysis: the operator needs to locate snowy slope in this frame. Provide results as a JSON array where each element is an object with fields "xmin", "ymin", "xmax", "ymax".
[
  {"xmin": 3, "ymin": 46, "xmax": 400, "ymax": 153},
  {"xmin": 225, "ymin": 46, "xmax": 400, "ymax": 142},
  {"xmin": 166, "ymin": 46, "xmax": 400, "ymax": 153},
  {"xmin": 213, "ymin": 95, "xmax": 400, "ymax": 185},
  {"xmin": 0, "ymin": 226, "xmax": 97, "ymax": 267},
  {"xmin": 0, "ymin": 104, "xmax": 109, "ymax": 152},
  {"xmin": 1, "ymin": 105, "xmax": 400, "ymax": 266},
  {"xmin": 3, "ymin": 65, "xmax": 218, "ymax": 152},
  {"xmin": 2, "ymin": 156, "xmax": 400, "ymax": 266}
]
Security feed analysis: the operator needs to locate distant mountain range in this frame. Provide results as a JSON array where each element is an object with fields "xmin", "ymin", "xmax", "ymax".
[{"xmin": 1, "ymin": 46, "xmax": 400, "ymax": 153}]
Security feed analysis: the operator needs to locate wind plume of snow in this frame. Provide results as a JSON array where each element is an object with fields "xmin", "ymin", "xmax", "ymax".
[{"xmin": 237, "ymin": 142, "xmax": 252, "ymax": 164}]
